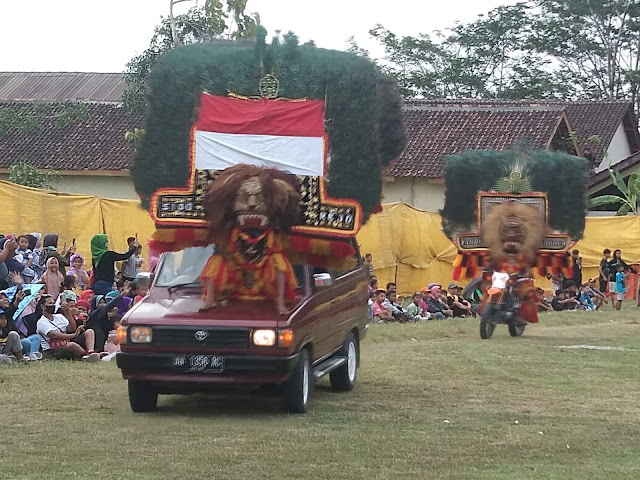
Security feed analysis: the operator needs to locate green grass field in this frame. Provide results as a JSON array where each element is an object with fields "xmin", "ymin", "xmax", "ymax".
[{"xmin": 3, "ymin": 308, "xmax": 640, "ymax": 480}]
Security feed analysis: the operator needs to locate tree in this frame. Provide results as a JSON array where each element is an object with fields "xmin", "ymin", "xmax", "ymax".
[
  {"xmin": 370, "ymin": 0, "xmax": 640, "ymax": 106},
  {"xmin": 8, "ymin": 160, "xmax": 61, "ymax": 191},
  {"xmin": 589, "ymin": 167, "xmax": 640, "ymax": 215},
  {"xmin": 123, "ymin": 0, "xmax": 260, "ymax": 114}
]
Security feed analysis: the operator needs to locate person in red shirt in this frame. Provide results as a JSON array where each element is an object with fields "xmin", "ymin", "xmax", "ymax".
[{"xmin": 372, "ymin": 289, "xmax": 393, "ymax": 323}]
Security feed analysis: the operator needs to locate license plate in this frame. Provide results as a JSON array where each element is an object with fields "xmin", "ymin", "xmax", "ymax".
[{"xmin": 173, "ymin": 354, "xmax": 224, "ymax": 373}]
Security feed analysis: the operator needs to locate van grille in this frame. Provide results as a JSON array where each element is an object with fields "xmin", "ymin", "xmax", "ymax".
[{"xmin": 152, "ymin": 326, "xmax": 250, "ymax": 349}]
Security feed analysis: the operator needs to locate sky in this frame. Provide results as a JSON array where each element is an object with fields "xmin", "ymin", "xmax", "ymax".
[{"xmin": 1, "ymin": 0, "xmax": 517, "ymax": 72}]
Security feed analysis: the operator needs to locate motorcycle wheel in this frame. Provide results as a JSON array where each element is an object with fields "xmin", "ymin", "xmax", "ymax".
[
  {"xmin": 508, "ymin": 324, "xmax": 526, "ymax": 337},
  {"xmin": 480, "ymin": 304, "xmax": 497, "ymax": 339}
]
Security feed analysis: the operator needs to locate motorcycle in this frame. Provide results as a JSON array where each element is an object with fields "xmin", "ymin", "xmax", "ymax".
[{"xmin": 478, "ymin": 271, "xmax": 537, "ymax": 339}]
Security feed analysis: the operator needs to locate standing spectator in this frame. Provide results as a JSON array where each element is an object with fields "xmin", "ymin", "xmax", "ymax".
[
  {"xmin": 371, "ymin": 289, "xmax": 394, "ymax": 323},
  {"xmin": 547, "ymin": 272, "xmax": 564, "ymax": 297},
  {"xmin": 14, "ymin": 235, "xmax": 36, "ymax": 282},
  {"xmin": 36, "ymin": 295, "xmax": 100, "ymax": 361},
  {"xmin": 615, "ymin": 263, "xmax": 626, "ymax": 311},
  {"xmin": 41, "ymin": 233, "xmax": 74, "ymax": 276},
  {"xmin": 26, "ymin": 233, "xmax": 43, "ymax": 279},
  {"xmin": 570, "ymin": 249, "xmax": 582, "ymax": 287},
  {"xmin": 599, "ymin": 249, "xmax": 611, "ymax": 296},
  {"xmin": 362, "ymin": 253, "xmax": 374, "ymax": 280},
  {"xmin": 608, "ymin": 250, "xmax": 636, "ymax": 302},
  {"xmin": 39, "ymin": 257, "xmax": 65, "ymax": 300},
  {"xmin": 90, "ymin": 234, "xmax": 138, "ymax": 295},
  {"xmin": 121, "ymin": 237, "xmax": 138, "ymax": 282},
  {"xmin": 134, "ymin": 245, "xmax": 144, "ymax": 276}
]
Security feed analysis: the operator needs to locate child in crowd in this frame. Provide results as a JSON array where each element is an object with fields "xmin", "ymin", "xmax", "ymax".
[
  {"xmin": 367, "ymin": 277, "xmax": 378, "ymax": 298},
  {"xmin": 39, "ymin": 257, "xmax": 65, "ymax": 300},
  {"xmin": 14, "ymin": 235, "xmax": 36, "ymax": 282},
  {"xmin": 67, "ymin": 254, "xmax": 90, "ymax": 292},
  {"xmin": 372, "ymin": 289, "xmax": 393, "ymax": 323},
  {"xmin": 615, "ymin": 263, "xmax": 626, "ymax": 311},
  {"xmin": 578, "ymin": 284, "xmax": 595, "ymax": 311},
  {"xmin": 406, "ymin": 292, "xmax": 430, "ymax": 322},
  {"xmin": 104, "ymin": 315, "xmax": 122, "ymax": 355},
  {"xmin": 76, "ymin": 299, "xmax": 91, "ymax": 324}
]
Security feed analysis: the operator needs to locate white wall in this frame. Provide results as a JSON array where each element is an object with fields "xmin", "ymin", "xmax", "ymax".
[
  {"xmin": 0, "ymin": 173, "xmax": 138, "ymax": 199},
  {"xmin": 597, "ymin": 122, "xmax": 632, "ymax": 172},
  {"xmin": 382, "ymin": 177, "xmax": 445, "ymax": 212}
]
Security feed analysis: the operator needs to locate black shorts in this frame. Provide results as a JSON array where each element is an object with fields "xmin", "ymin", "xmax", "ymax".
[
  {"xmin": 43, "ymin": 332, "xmax": 89, "ymax": 360},
  {"xmin": 599, "ymin": 279, "xmax": 608, "ymax": 294}
]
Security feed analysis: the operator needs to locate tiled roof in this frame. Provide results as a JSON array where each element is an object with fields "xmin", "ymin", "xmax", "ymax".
[
  {"xmin": 0, "ymin": 72, "xmax": 124, "ymax": 102},
  {"xmin": 588, "ymin": 150, "xmax": 640, "ymax": 189},
  {"xmin": 385, "ymin": 104, "xmax": 565, "ymax": 178},
  {"xmin": 0, "ymin": 101, "xmax": 143, "ymax": 171},
  {"xmin": 388, "ymin": 99, "xmax": 639, "ymax": 178}
]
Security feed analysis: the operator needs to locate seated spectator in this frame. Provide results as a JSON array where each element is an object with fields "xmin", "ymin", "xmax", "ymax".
[
  {"xmin": 40, "ymin": 257, "xmax": 65, "ymax": 300},
  {"xmin": 446, "ymin": 283, "xmax": 472, "ymax": 317},
  {"xmin": 371, "ymin": 289, "xmax": 394, "ymax": 323},
  {"xmin": 419, "ymin": 287, "xmax": 430, "ymax": 312},
  {"xmin": 578, "ymin": 284, "xmax": 595, "ymax": 311},
  {"xmin": 67, "ymin": 254, "xmax": 91, "ymax": 292},
  {"xmin": 26, "ymin": 233, "xmax": 43, "ymax": 279},
  {"xmin": 80, "ymin": 289, "xmax": 95, "ymax": 305},
  {"xmin": 385, "ymin": 282, "xmax": 397, "ymax": 294},
  {"xmin": 586, "ymin": 278, "xmax": 607, "ymax": 309},
  {"xmin": 86, "ymin": 285, "xmax": 131, "ymax": 351},
  {"xmin": 103, "ymin": 315, "xmax": 122, "ymax": 355},
  {"xmin": 60, "ymin": 276, "xmax": 78, "ymax": 303},
  {"xmin": 406, "ymin": 292, "xmax": 430, "ymax": 322},
  {"xmin": 36, "ymin": 295, "xmax": 100, "ymax": 361},
  {"xmin": 76, "ymin": 299, "xmax": 91, "ymax": 324},
  {"xmin": 382, "ymin": 291, "xmax": 409, "ymax": 323},
  {"xmin": 551, "ymin": 290, "xmax": 579, "ymax": 311},
  {"xmin": 426, "ymin": 286, "xmax": 452, "ymax": 319},
  {"xmin": 0, "ymin": 310, "xmax": 28, "ymax": 363},
  {"xmin": 537, "ymin": 288, "xmax": 553, "ymax": 312}
]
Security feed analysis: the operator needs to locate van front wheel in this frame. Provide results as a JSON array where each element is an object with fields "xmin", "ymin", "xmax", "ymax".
[
  {"xmin": 128, "ymin": 380, "xmax": 158, "ymax": 412},
  {"xmin": 282, "ymin": 348, "xmax": 311, "ymax": 414}
]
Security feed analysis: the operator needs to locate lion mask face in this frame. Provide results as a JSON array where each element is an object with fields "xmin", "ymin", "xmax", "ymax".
[
  {"xmin": 205, "ymin": 164, "xmax": 301, "ymax": 243},
  {"xmin": 481, "ymin": 202, "xmax": 544, "ymax": 265}
]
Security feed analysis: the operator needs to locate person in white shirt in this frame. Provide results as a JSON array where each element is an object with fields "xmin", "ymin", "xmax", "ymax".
[{"xmin": 36, "ymin": 295, "xmax": 100, "ymax": 362}]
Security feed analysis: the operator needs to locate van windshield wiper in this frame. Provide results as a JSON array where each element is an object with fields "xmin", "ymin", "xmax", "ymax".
[{"xmin": 167, "ymin": 282, "xmax": 200, "ymax": 294}]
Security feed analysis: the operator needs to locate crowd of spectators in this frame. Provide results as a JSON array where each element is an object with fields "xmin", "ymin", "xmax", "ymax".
[
  {"xmin": 0, "ymin": 233, "xmax": 146, "ymax": 364},
  {"xmin": 365, "ymin": 248, "xmax": 638, "ymax": 324}
]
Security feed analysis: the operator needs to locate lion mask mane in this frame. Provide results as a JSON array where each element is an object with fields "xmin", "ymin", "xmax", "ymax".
[
  {"xmin": 481, "ymin": 201, "xmax": 544, "ymax": 266},
  {"xmin": 204, "ymin": 164, "xmax": 301, "ymax": 244}
]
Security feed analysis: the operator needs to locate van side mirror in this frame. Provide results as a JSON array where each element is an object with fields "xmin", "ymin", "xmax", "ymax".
[
  {"xmin": 313, "ymin": 273, "xmax": 332, "ymax": 288},
  {"xmin": 136, "ymin": 272, "xmax": 154, "ymax": 288}
]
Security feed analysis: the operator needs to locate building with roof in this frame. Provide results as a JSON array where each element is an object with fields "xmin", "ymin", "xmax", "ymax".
[
  {"xmin": 0, "ymin": 72, "xmax": 140, "ymax": 199},
  {"xmin": 383, "ymin": 99, "xmax": 640, "ymax": 212}
]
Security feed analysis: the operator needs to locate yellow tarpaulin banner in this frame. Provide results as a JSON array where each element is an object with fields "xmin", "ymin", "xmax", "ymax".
[
  {"xmin": 358, "ymin": 203, "xmax": 640, "ymax": 295},
  {"xmin": 2, "ymin": 183, "xmax": 639, "ymax": 294}
]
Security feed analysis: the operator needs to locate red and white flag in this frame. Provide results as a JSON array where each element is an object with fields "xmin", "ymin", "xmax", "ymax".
[{"xmin": 194, "ymin": 93, "xmax": 326, "ymax": 176}]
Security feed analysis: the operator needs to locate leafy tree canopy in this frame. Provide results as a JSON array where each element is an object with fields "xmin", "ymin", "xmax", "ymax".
[{"xmin": 367, "ymin": 0, "xmax": 640, "ymax": 111}]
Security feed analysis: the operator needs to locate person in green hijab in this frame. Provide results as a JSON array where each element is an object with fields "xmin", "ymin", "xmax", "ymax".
[{"xmin": 90, "ymin": 234, "xmax": 139, "ymax": 295}]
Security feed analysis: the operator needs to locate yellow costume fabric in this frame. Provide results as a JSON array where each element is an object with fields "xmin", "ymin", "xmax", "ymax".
[{"xmin": 200, "ymin": 228, "xmax": 298, "ymax": 301}]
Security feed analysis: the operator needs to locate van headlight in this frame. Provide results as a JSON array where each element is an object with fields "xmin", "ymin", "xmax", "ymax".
[
  {"xmin": 252, "ymin": 329, "xmax": 276, "ymax": 347},
  {"xmin": 129, "ymin": 326, "xmax": 153, "ymax": 343}
]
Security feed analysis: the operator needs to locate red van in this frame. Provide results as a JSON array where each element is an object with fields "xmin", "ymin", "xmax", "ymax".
[{"xmin": 116, "ymin": 243, "xmax": 368, "ymax": 413}]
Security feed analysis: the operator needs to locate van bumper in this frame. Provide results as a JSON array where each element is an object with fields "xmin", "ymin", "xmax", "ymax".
[{"xmin": 117, "ymin": 351, "xmax": 299, "ymax": 385}]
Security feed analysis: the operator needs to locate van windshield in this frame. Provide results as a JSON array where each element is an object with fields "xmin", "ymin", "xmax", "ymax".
[{"xmin": 155, "ymin": 245, "xmax": 215, "ymax": 288}]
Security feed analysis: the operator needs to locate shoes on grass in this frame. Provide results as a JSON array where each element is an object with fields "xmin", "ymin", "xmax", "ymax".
[
  {"xmin": 29, "ymin": 352, "xmax": 43, "ymax": 361},
  {"xmin": 82, "ymin": 352, "xmax": 100, "ymax": 362}
]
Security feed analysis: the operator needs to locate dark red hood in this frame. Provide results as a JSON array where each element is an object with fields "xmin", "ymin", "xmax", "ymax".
[{"xmin": 123, "ymin": 288, "xmax": 301, "ymax": 328}]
